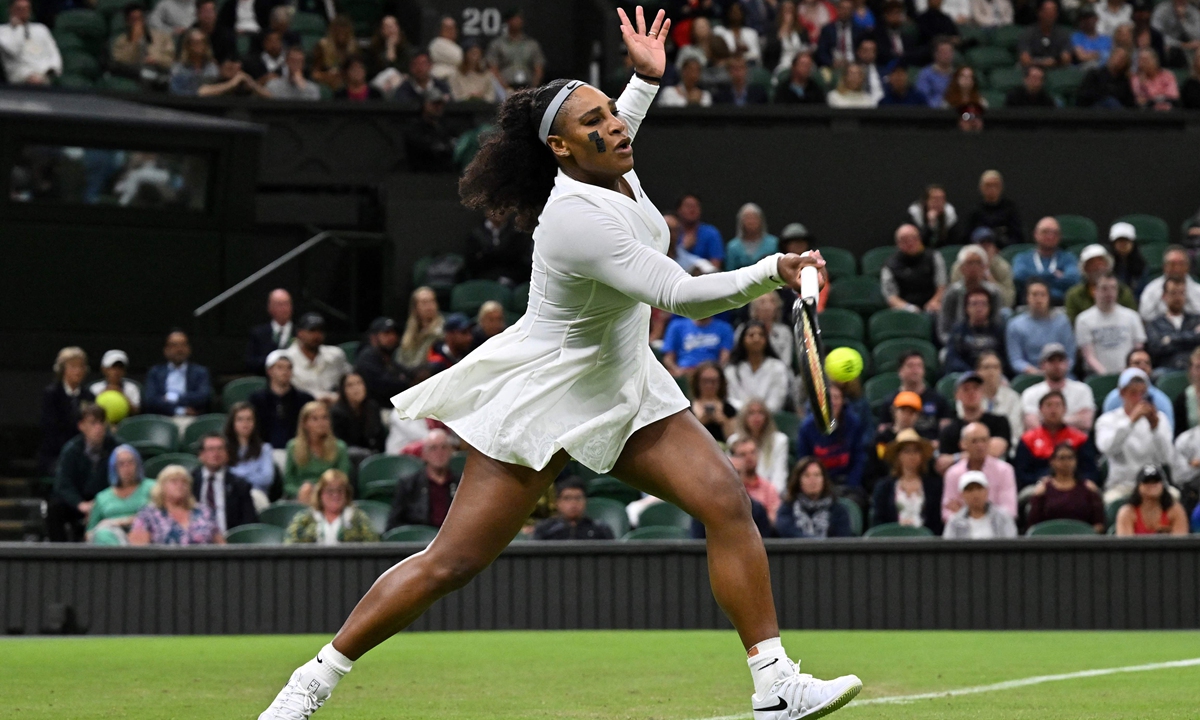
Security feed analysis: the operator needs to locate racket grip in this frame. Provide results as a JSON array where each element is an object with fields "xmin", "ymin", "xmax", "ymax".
[{"xmin": 800, "ymin": 266, "xmax": 819, "ymax": 300}]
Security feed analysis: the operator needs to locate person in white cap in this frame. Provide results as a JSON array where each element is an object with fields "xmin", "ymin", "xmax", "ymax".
[
  {"xmin": 88, "ymin": 350, "xmax": 141, "ymax": 414},
  {"xmin": 1075, "ymin": 272, "xmax": 1146, "ymax": 376},
  {"xmin": 1105, "ymin": 221, "xmax": 1148, "ymax": 293},
  {"xmin": 941, "ymin": 421, "xmax": 1018, "ymax": 522},
  {"xmin": 1064, "ymin": 243, "xmax": 1137, "ymax": 323},
  {"xmin": 1094, "ymin": 367, "xmax": 1177, "ymax": 502},
  {"xmin": 941, "ymin": 470, "xmax": 1017, "ymax": 539},
  {"xmin": 1139, "ymin": 244, "xmax": 1200, "ymax": 321}
]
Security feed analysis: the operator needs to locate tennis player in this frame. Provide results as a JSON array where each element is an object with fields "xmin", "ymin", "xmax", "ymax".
[{"xmin": 260, "ymin": 8, "xmax": 861, "ymax": 719}]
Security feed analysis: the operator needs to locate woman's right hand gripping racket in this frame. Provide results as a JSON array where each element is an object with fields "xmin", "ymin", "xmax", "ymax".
[{"xmin": 793, "ymin": 264, "xmax": 836, "ymax": 435}]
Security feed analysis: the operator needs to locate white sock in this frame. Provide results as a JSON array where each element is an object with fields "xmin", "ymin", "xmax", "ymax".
[
  {"xmin": 311, "ymin": 642, "xmax": 354, "ymax": 686},
  {"xmin": 747, "ymin": 637, "xmax": 793, "ymax": 698}
]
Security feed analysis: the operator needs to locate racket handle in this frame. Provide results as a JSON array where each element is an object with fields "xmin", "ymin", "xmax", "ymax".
[{"xmin": 800, "ymin": 266, "xmax": 819, "ymax": 301}]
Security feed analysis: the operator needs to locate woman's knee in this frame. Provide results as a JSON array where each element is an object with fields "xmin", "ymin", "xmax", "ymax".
[
  {"xmin": 420, "ymin": 550, "xmax": 490, "ymax": 594},
  {"xmin": 688, "ymin": 467, "xmax": 754, "ymax": 528}
]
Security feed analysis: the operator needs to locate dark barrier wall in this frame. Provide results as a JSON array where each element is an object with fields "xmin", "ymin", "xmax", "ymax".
[{"xmin": 4, "ymin": 539, "xmax": 1198, "ymax": 635}]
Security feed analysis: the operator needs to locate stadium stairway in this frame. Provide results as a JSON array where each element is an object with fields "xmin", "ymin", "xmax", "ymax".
[{"xmin": 0, "ymin": 477, "xmax": 44, "ymax": 541}]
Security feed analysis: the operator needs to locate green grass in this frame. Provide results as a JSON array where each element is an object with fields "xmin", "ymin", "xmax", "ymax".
[{"xmin": 8, "ymin": 631, "xmax": 1200, "ymax": 719}]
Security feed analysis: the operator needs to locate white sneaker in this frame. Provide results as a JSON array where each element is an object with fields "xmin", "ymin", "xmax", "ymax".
[
  {"xmin": 751, "ymin": 662, "xmax": 862, "ymax": 720},
  {"xmin": 258, "ymin": 665, "xmax": 334, "ymax": 720}
]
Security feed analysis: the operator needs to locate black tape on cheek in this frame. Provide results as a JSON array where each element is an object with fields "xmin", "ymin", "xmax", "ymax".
[{"xmin": 588, "ymin": 131, "xmax": 607, "ymax": 153}]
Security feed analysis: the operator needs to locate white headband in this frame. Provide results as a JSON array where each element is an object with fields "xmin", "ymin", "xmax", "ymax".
[{"xmin": 537, "ymin": 80, "xmax": 588, "ymax": 145}]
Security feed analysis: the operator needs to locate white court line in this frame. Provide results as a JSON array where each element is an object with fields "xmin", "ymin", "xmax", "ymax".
[{"xmin": 692, "ymin": 657, "xmax": 1200, "ymax": 720}]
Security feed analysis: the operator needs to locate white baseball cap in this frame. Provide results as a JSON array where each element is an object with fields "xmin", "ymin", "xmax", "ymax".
[
  {"xmin": 958, "ymin": 470, "xmax": 989, "ymax": 492},
  {"xmin": 1118, "ymin": 367, "xmax": 1150, "ymax": 389},
  {"xmin": 1109, "ymin": 222, "xmax": 1137, "ymax": 242},
  {"xmin": 1079, "ymin": 243, "xmax": 1113, "ymax": 269},
  {"xmin": 265, "ymin": 349, "xmax": 291, "ymax": 371},
  {"xmin": 100, "ymin": 350, "xmax": 128, "ymax": 368}
]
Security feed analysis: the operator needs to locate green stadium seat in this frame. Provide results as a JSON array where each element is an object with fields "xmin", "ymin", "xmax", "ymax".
[
  {"xmin": 860, "ymin": 246, "xmax": 894, "ymax": 277},
  {"xmin": 825, "ymin": 338, "xmax": 872, "ymax": 378},
  {"xmin": 1142, "ymin": 242, "xmax": 1168, "ymax": 276},
  {"xmin": 936, "ymin": 372, "xmax": 961, "ymax": 402},
  {"xmin": 54, "ymin": 9, "xmax": 107, "ymax": 53},
  {"xmin": 838, "ymin": 497, "xmax": 863, "ymax": 536},
  {"xmin": 820, "ymin": 247, "xmax": 858, "ymax": 280},
  {"xmin": 1056, "ymin": 215, "xmax": 1098, "ymax": 245},
  {"xmin": 115, "ymin": 415, "xmax": 179, "ymax": 457},
  {"xmin": 637, "ymin": 501, "xmax": 691, "ymax": 529},
  {"xmin": 864, "ymin": 372, "xmax": 901, "ymax": 409},
  {"xmin": 447, "ymin": 451, "xmax": 467, "ymax": 476},
  {"xmin": 338, "ymin": 341, "xmax": 360, "ymax": 361},
  {"xmin": 1045, "ymin": 66, "xmax": 1086, "ymax": 101},
  {"xmin": 454, "ymin": 124, "xmax": 494, "ymax": 169},
  {"xmin": 289, "ymin": 11, "xmax": 327, "ymax": 34},
  {"xmin": 1155, "ymin": 370, "xmax": 1189, "ymax": 401},
  {"xmin": 863, "ymin": 522, "xmax": 934, "ymax": 538},
  {"xmin": 381, "ymin": 524, "xmax": 438, "ymax": 543},
  {"xmin": 222, "ymin": 376, "xmax": 266, "ymax": 411},
  {"xmin": 773, "ymin": 411, "xmax": 801, "ymax": 443},
  {"xmin": 91, "ymin": 527, "xmax": 124, "ymax": 545},
  {"xmin": 363, "ymin": 480, "xmax": 398, "ymax": 502},
  {"xmin": 938, "ymin": 244, "xmax": 964, "ymax": 270},
  {"xmin": 56, "ymin": 72, "xmax": 95, "ymax": 89},
  {"xmin": 621, "ymin": 526, "xmax": 690, "ymax": 541},
  {"xmin": 1116, "ymin": 213, "xmax": 1170, "ymax": 244},
  {"xmin": 1105, "ymin": 496, "xmax": 1128, "ymax": 529},
  {"xmin": 356, "ymin": 499, "xmax": 392, "ymax": 535},
  {"xmin": 451, "ymin": 279, "xmax": 512, "ymax": 316},
  {"xmin": 342, "ymin": 0, "xmax": 382, "ymax": 36},
  {"xmin": 357, "ymin": 454, "xmax": 424, "ymax": 494},
  {"xmin": 1011, "ymin": 373, "xmax": 1044, "ymax": 394},
  {"xmin": 226, "ymin": 523, "xmax": 284, "ymax": 544},
  {"xmin": 93, "ymin": 0, "xmax": 129, "ymax": 18},
  {"xmin": 1085, "ymin": 374, "xmax": 1120, "ymax": 408},
  {"xmin": 981, "ymin": 89, "xmax": 1007, "ymax": 108},
  {"xmin": 510, "ymin": 282, "xmax": 530, "ymax": 314},
  {"xmin": 585, "ymin": 496, "xmax": 631, "ymax": 537},
  {"xmin": 1000, "ymin": 243, "xmax": 1035, "ymax": 263},
  {"xmin": 52, "ymin": 29, "xmax": 85, "ymax": 51},
  {"xmin": 142, "ymin": 452, "xmax": 200, "ymax": 479},
  {"xmin": 259, "ymin": 501, "xmax": 308, "ymax": 529},
  {"xmin": 966, "ymin": 46, "xmax": 1015, "ymax": 71},
  {"xmin": 181, "ymin": 413, "xmax": 227, "ymax": 452},
  {"xmin": 675, "ymin": 374, "xmax": 692, "ymax": 400},
  {"xmin": 1025, "ymin": 518, "xmax": 1096, "ymax": 536},
  {"xmin": 97, "ymin": 73, "xmax": 142, "ymax": 92},
  {"xmin": 300, "ymin": 32, "xmax": 322, "ymax": 54},
  {"xmin": 868, "ymin": 309, "xmax": 934, "ymax": 345},
  {"xmin": 958, "ymin": 23, "xmax": 988, "ymax": 46},
  {"xmin": 564, "ymin": 460, "xmax": 602, "ymax": 481},
  {"xmin": 817, "ymin": 308, "xmax": 865, "ymax": 342},
  {"xmin": 586, "ymin": 476, "xmax": 641, "ymax": 505},
  {"xmin": 872, "ymin": 338, "xmax": 939, "ymax": 376},
  {"xmin": 988, "ymin": 66, "xmax": 1025, "ymax": 93},
  {"xmin": 827, "ymin": 276, "xmax": 887, "ymax": 318},
  {"xmin": 61, "ymin": 49, "xmax": 101, "ymax": 80},
  {"xmin": 991, "ymin": 24, "xmax": 1023, "ymax": 52}
]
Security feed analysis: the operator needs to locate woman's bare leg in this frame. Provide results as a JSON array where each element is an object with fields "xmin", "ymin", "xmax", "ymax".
[
  {"xmin": 611, "ymin": 410, "xmax": 779, "ymax": 650},
  {"xmin": 331, "ymin": 446, "xmax": 569, "ymax": 660}
]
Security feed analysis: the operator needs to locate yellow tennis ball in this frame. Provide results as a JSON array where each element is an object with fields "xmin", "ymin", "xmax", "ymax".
[
  {"xmin": 95, "ymin": 390, "xmax": 131, "ymax": 424},
  {"xmin": 825, "ymin": 347, "xmax": 863, "ymax": 383}
]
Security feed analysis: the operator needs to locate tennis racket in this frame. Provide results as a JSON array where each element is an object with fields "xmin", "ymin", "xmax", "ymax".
[{"xmin": 793, "ymin": 265, "xmax": 836, "ymax": 435}]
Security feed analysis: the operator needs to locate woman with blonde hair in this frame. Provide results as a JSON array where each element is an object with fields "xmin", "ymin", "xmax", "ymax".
[
  {"xmin": 285, "ymin": 469, "xmax": 378, "ymax": 544},
  {"xmin": 312, "ymin": 14, "xmax": 357, "ymax": 90},
  {"xmin": 128, "ymin": 465, "xmax": 223, "ymax": 545},
  {"xmin": 727, "ymin": 399, "xmax": 791, "ymax": 492},
  {"xmin": 39, "ymin": 346, "xmax": 95, "ymax": 474},
  {"xmin": 827, "ymin": 63, "xmax": 877, "ymax": 108},
  {"xmin": 397, "ymin": 286, "xmax": 445, "ymax": 369},
  {"xmin": 284, "ymin": 401, "xmax": 351, "ymax": 502},
  {"xmin": 449, "ymin": 41, "xmax": 496, "ymax": 102}
]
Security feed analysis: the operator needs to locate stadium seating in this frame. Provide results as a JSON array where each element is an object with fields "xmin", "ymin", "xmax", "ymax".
[
  {"xmin": 817, "ymin": 308, "xmax": 865, "ymax": 343},
  {"xmin": 356, "ymin": 499, "xmax": 392, "ymax": 535},
  {"xmin": 860, "ymin": 246, "xmax": 893, "ymax": 277},
  {"xmin": 938, "ymin": 245, "xmax": 963, "ymax": 270},
  {"xmin": 838, "ymin": 497, "xmax": 863, "ymax": 536},
  {"xmin": 381, "ymin": 524, "xmax": 438, "ymax": 543},
  {"xmin": 864, "ymin": 372, "xmax": 901, "ymax": 409},
  {"xmin": 637, "ymin": 501, "xmax": 691, "ymax": 530},
  {"xmin": 510, "ymin": 283, "xmax": 530, "ymax": 314},
  {"xmin": 225, "ymin": 523, "xmax": 285, "ymax": 544},
  {"xmin": 1155, "ymin": 371, "xmax": 1188, "ymax": 401},
  {"xmin": 1026, "ymin": 518, "xmax": 1095, "ymax": 536},
  {"xmin": 827, "ymin": 276, "xmax": 887, "ymax": 318},
  {"xmin": 999, "ymin": 243, "xmax": 1035, "ymax": 263},
  {"xmin": 585, "ymin": 496, "xmax": 632, "ymax": 537},
  {"xmin": 936, "ymin": 373, "xmax": 960, "ymax": 402},
  {"xmin": 181, "ymin": 414, "xmax": 228, "ymax": 452},
  {"xmin": 357, "ymin": 454, "xmax": 424, "ymax": 494},
  {"xmin": 1116, "ymin": 214, "xmax": 1170, "ymax": 244},
  {"xmin": 451, "ymin": 280, "xmax": 512, "ymax": 316},
  {"xmin": 115, "ymin": 416, "xmax": 179, "ymax": 457},
  {"xmin": 222, "ymin": 377, "xmax": 266, "ymax": 411},
  {"xmin": 773, "ymin": 411, "xmax": 801, "ymax": 446},
  {"xmin": 1011, "ymin": 373, "xmax": 1044, "ymax": 393},
  {"xmin": 820, "ymin": 247, "xmax": 858, "ymax": 280},
  {"xmin": 965, "ymin": 46, "xmax": 1014, "ymax": 72},
  {"xmin": 258, "ymin": 501, "xmax": 308, "ymax": 530},
  {"xmin": 587, "ymin": 475, "xmax": 641, "ymax": 505},
  {"xmin": 1085, "ymin": 374, "xmax": 1120, "ymax": 408},
  {"xmin": 872, "ymin": 338, "xmax": 939, "ymax": 376},
  {"xmin": 339, "ymin": 341, "xmax": 361, "ymax": 362},
  {"xmin": 988, "ymin": 66, "xmax": 1024, "ymax": 94},
  {"xmin": 868, "ymin": 309, "xmax": 933, "ymax": 345},
  {"xmin": 863, "ymin": 523, "xmax": 934, "ymax": 538},
  {"xmin": 621, "ymin": 526, "xmax": 690, "ymax": 541},
  {"xmin": 826, "ymin": 338, "xmax": 872, "ymax": 377},
  {"xmin": 1056, "ymin": 215, "xmax": 1098, "ymax": 245},
  {"xmin": 54, "ymin": 9, "xmax": 106, "ymax": 56},
  {"xmin": 142, "ymin": 452, "xmax": 200, "ymax": 479}
]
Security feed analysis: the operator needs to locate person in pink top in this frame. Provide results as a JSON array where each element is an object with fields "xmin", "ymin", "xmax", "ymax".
[
  {"xmin": 941, "ymin": 421, "xmax": 1017, "ymax": 521},
  {"xmin": 730, "ymin": 436, "xmax": 782, "ymax": 523},
  {"xmin": 1131, "ymin": 48, "xmax": 1179, "ymax": 110}
]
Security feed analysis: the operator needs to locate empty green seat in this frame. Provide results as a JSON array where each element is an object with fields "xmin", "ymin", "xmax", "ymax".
[
  {"xmin": 638, "ymin": 501, "xmax": 691, "ymax": 530},
  {"xmin": 342, "ymin": 0, "xmax": 382, "ymax": 36},
  {"xmin": 817, "ymin": 308, "xmax": 865, "ymax": 342},
  {"xmin": 938, "ymin": 244, "xmax": 964, "ymax": 270},
  {"xmin": 981, "ymin": 88, "xmax": 1007, "ymax": 108},
  {"xmin": 450, "ymin": 279, "xmax": 511, "ymax": 316},
  {"xmin": 1045, "ymin": 66, "xmax": 1086, "ymax": 100},
  {"xmin": 1056, "ymin": 215, "xmax": 1098, "ymax": 245},
  {"xmin": 1085, "ymin": 373, "xmax": 1120, "ymax": 408},
  {"xmin": 226, "ymin": 523, "xmax": 284, "ymax": 544},
  {"xmin": 820, "ymin": 247, "xmax": 857, "ymax": 280},
  {"xmin": 61, "ymin": 49, "xmax": 101, "ymax": 79},
  {"xmin": 827, "ymin": 276, "xmax": 887, "ymax": 317},
  {"xmin": 868, "ymin": 309, "xmax": 933, "ymax": 345},
  {"xmin": 356, "ymin": 499, "xmax": 392, "ymax": 535},
  {"xmin": 966, "ymin": 45, "xmax": 1014, "ymax": 71},
  {"xmin": 381, "ymin": 524, "xmax": 438, "ymax": 543},
  {"xmin": 936, "ymin": 372, "xmax": 961, "ymax": 402},
  {"xmin": 1011, "ymin": 373, "xmax": 1044, "ymax": 393},
  {"xmin": 988, "ymin": 66, "xmax": 1025, "ymax": 93},
  {"xmin": 510, "ymin": 283, "xmax": 530, "ymax": 314},
  {"xmin": 181, "ymin": 413, "xmax": 227, "ymax": 452},
  {"xmin": 357, "ymin": 454, "xmax": 424, "ymax": 494},
  {"xmin": 838, "ymin": 497, "xmax": 863, "ymax": 536},
  {"xmin": 872, "ymin": 338, "xmax": 939, "ymax": 376},
  {"xmin": 861, "ymin": 246, "xmax": 894, "ymax": 277},
  {"xmin": 363, "ymin": 480, "xmax": 398, "ymax": 502},
  {"xmin": 142, "ymin": 452, "xmax": 200, "ymax": 479},
  {"xmin": 1155, "ymin": 370, "xmax": 1189, "ymax": 401},
  {"xmin": 863, "ymin": 522, "xmax": 933, "ymax": 538},
  {"xmin": 338, "ymin": 341, "xmax": 360, "ymax": 361},
  {"xmin": 222, "ymin": 376, "xmax": 266, "ymax": 411},
  {"xmin": 621, "ymin": 526, "xmax": 690, "ymax": 541},
  {"xmin": 772, "ymin": 411, "xmax": 801, "ymax": 443},
  {"xmin": 449, "ymin": 450, "xmax": 467, "ymax": 475},
  {"xmin": 115, "ymin": 415, "xmax": 179, "ymax": 456},
  {"xmin": 54, "ymin": 9, "xmax": 106, "ymax": 51},
  {"xmin": 991, "ymin": 24, "xmax": 1023, "ymax": 52},
  {"xmin": 57, "ymin": 72, "xmax": 94, "ymax": 89},
  {"xmin": 586, "ymin": 475, "xmax": 641, "ymax": 505},
  {"xmin": 1025, "ymin": 518, "xmax": 1096, "ymax": 536},
  {"xmin": 864, "ymin": 372, "xmax": 901, "ymax": 409},
  {"xmin": 289, "ymin": 11, "xmax": 327, "ymax": 34},
  {"xmin": 97, "ymin": 73, "xmax": 142, "ymax": 92},
  {"xmin": 1116, "ymin": 214, "xmax": 1170, "ymax": 244},
  {"xmin": 259, "ymin": 501, "xmax": 308, "ymax": 529},
  {"xmin": 585, "ymin": 496, "xmax": 631, "ymax": 537}
]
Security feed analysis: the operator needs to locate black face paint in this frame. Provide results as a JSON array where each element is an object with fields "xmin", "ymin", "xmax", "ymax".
[{"xmin": 587, "ymin": 131, "xmax": 607, "ymax": 153}]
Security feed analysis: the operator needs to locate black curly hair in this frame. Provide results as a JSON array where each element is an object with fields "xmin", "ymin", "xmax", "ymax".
[{"xmin": 459, "ymin": 79, "xmax": 579, "ymax": 233}]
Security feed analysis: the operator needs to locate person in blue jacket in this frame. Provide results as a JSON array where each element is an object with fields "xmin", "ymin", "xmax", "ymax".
[
  {"xmin": 776, "ymin": 457, "xmax": 854, "ymax": 538},
  {"xmin": 1011, "ymin": 217, "xmax": 1081, "ymax": 304},
  {"xmin": 795, "ymin": 384, "xmax": 865, "ymax": 494}
]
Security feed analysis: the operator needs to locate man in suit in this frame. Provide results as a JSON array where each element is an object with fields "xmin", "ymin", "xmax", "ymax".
[
  {"xmin": 143, "ymin": 330, "xmax": 212, "ymax": 416},
  {"xmin": 874, "ymin": 0, "xmax": 919, "ymax": 67},
  {"xmin": 246, "ymin": 288, "xmax": 294, "ymax": 374},
  {"xmin": 816, "ymin": 0, "xmax": 864, "ymax": 69},
  {"xmin": 712, "ymin": 54, "xmax": 769, "ymax": 106},
  {"xmin": 192, "ymin": 433, "xmax": 258, "ymax": 534}
]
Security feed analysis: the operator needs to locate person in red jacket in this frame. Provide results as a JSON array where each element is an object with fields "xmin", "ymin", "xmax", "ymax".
[{"xmin": 1013, "ymin": 390, "xmax": 1097, "ymax": 488}]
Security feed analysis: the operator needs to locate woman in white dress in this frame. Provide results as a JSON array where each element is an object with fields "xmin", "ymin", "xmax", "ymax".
[{"xmin": 259, "ymin": 8, "xmax": 860, "ymax": 720}]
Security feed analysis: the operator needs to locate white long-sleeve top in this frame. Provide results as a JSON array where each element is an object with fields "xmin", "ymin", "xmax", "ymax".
[
  {"xmin": 1094, "ymin": 406, "xmax": 1176, "ymax": 494},
  {"xmin": 725, "ymin": 358, "xmax": 792, "ymax": 413},
  {"xmin": 0, "ymin": 21, "xmax": 61, "ymax": 83}
]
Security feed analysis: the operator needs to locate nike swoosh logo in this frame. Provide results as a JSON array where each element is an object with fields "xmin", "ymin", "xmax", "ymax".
[
  {"xmin": 316, "ymin": 656, "xmax": 323, "ymax": 664},
  {"xmin": 760, "ymin": 658, "xmax": 779, "ymax": 670},
  {"xmin": 753, "ymin": 698, "xmax": 788, "ymax": 712}
]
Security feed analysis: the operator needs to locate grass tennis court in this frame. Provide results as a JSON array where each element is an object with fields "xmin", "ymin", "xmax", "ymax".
[{"xmin": 9, "ymin": 630, "xmax": 1199, "ymax": 719}]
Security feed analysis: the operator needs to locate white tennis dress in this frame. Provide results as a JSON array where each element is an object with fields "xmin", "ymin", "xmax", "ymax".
[{"xmin": 392, "ymin": 76, "xmax": 785, "ymax": 473}]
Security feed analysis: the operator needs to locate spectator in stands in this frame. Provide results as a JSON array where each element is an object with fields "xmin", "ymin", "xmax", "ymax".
[
  {"xmin": 1181, "ymin": 49, "xmax": 1200, "ymax": 107},
  {"xmin": 1006, "ymin": 66, "xmax": 1058, "ymax": 107},
  {"xmin": 242, "ymin": 29, "xmax": 286, "ymax": 82},
  {"xmin": 284, "ymin": 312, "xmax": 350, "ymax": 403},
  {"xmin": 690, "ymin": 362, "xmax": 739, "ymax": 442},
  {"xmin": 769, "ymin": 0, "xmax": 812, "ymax": 73},
  {"xmin": 1021, "ymin": 343, "xmax": 1096, "ymax": 430},
  {"xmin": 1096, "ymin": 350, "xmax": 1175, "ymax": 428},
  {"xmin": 776, "ymin": 457, "xmax": 854, "ymax": 537},
  {"xmin": 465, "ymin": 207, "xmax": 533, "ymax": 284},
  {"xmin": 1131, "ymin": 0, "xmax": 1170, "ymax": 66},
  {"xmin": 963, "ymin": 170, "xmax": 1023, "ymax": 248},
  {"xmin": 396, "ymin": 51, "xmax": 453, "ymax": 104},
  {"xmin": 934, "ymin": 372, "xmax": 1012, "ymax": 474},
  {"xmin": 715, "ymin": 3, "xmax": 762, "ymax": 64},
  {"xmin": 353, "ymin": 317, "xmax": 408, "ymax": 405},
  {"xmin": 1114, "ymin": 464, "xmax": 1188, "ymax": 534},
  {"xmin": 1140, "ymin": 245, "xmax": 1200, "ymax": 320},
  {"xmin": 745, "ymin": 291, "xmax": 795, "ymax": 368},
  {"xmin": 972, "ymin": 0, "xmax": 1014, "ymax": 27},
  {"xmin": 38, "ymin": 347, "xmax": 94, "ymax": 475},
  {"xmin": 129, "ymin": 464, "xmax": 224, "ymax": 545},
  {"xmin": 201, "ymin": 53, "xmax": 271, "ymax": 97},
  {"xmin": 223, "ymin": 402, "xmax": 275, "ymax": 501},
  {"xmin": 797, "ymin": 383, "xmax": 866, "ymax": 492},
  {"xmin": 916, "ymin": 0, "xmax": 960, "ymax": 52},
  {"xmin": 487, "ymin": 8, "xmax": 544, "ymax": 91},
  {"xmin": 246, "ymin": 288, "xmax": 294, "ymax": 374},
  {"xmin": 774, "ymin": 50, "xmax": 827, "ymax": 103},
  {"xmin": 533, "ymin": 478, "xmax": 615, "ymax": 540},
  {"xmin": 728, "ymin": 399, "xmax": 792, "ymax": 493},
  {"xmin": 816, "ymin": 0, "xmax": 863, "ymax": 69},
  {"xmin": 855, "ymin": 39, "xmax": 885, "ymax": 103},
  {"xmin": 428, "ymin": 16, "xmax": 459, "ymax": 79},
  {"xmin": 879, "ymin": 352, "xmax": 953, "ymax": 439},
  {"xmin": 942, "ymin": 470, "xmax": 1018, "ymax": 538},
  {"xmin": 942, "ymin": 422, "xmax": 1018, "ymax": 521},
  {"xmin": 426, "ymin": 312, "xmax": 474, "ymax": 374},
  {"xmin": 874, "ymin": 0, "xmax": 919, "ymax": 67},
  {"xmin": 975, "ymin": 351, "xmax": 1023, "ymax": 441},
  {"xmin": 663, "ymin": 313, "xmax": 735, "ymax": 377},
  {"xmin": 189, "ymin": 0, "xmax": 233, "ymax": 62},
  {"xmin": 386, "ymin": 429, "xmax": 459, "ymax": 529},
  {"xmin": 1146, "ymin": 277, "xmax": 1200, "ymax": 371},
  {"xmin": 144, "ymin": 330, "xmax": 211, "ymax": 416},
  {"xmin": 1131, "ymin": 47, "xmax": 1180, "ymax": 109},
  {"xmin": 214, "ymin": 0, "xmax": 271, "ymax": 45},
  {"xmin": 264, "ymin": 45, "xmax": 321, "ymax": 100},
  {"xmin": 878, "ymin": 62, "xmax": 927, "ymax": 105},
  {"xmin": 110, "ymin": 3, "xmax": 175, "ymax": 86},
  {"xmin": 168, "ymin": 29, "xmax": 219, "ymax": 95},
  {"xmin": 882, "ymin": 223, "xmax": 947, "ymax": 316},
  {"xmin": 950, "ymin": 228, "xmax": 1016, "ymax": 307},
  {"xmin": 1173, "ymin": 347, "xmax": 1200, "ymax": 434},
  {"xmin": 88, "ymin": 350, "xmax": 140, "ymax": 416},
  {"xmin": 397, "ymin": 287, "xmax": 443, "ymax": 370},
  {"xmin": 1027, "ymin": 442, "xmax": 1106, "ymax": 531},
  {"xmin": 659, "ymin": 57, "xmax": 713, "ymax": 107},
  {"xmin": 284, "ymin": 400, "xmax": 351, "ymax": 502},
  {"xmin": 251, "ymin": 350, "xmax": 315, "ymax": 450},
  {"xmin": 714, "ymin": 54, "xmax": 769, "ymax": 106},
  {"xmin": 286, "ymin": 469, "xmax": 378, "ymax": 543},
  {"xmin": 1151, "ymin": 0, "xmax": 1200, "ymax": 67},
  {"xmin": 449, "ymin": 41, "xmax": 497, "ymax": 103},
  {"xmin": 1014, "ymin": 391, "xmax": 1096, "ymax": 487},
  {"xmin": 311, "ymin": 14, "xmax": 355, "ymax": 90},
  {"xmin": 1012, "ymin": 217, "xmax": 1080, "ymax": 304},
  {"xmin": 1065, "ymin": 244, "xmax": 1138, "ymax": 323},
  {"xmin": 1078, "ymin": 46, "xmax": 1136, "ymax": 108},
  {"xmin": 330, "ymin": 372, "xmax": 386, "ymax": 463},
  {"xmin": 404, "ymin": 87, "xmax": 457, "ymax": 172},
  {"xmin": 85, "ymin": 444, "xmax": 152, "ymax": 541},
  {"xmin": 1020, "ymin": 0, "xmax": 1073, "ymax": 68},
  {"xmin": 367, "ymin": 15, "xmax": 414, "ymax": 81},
  {"xmin": 871, "ymin": 429, "xmax": 944, "ymax": 534},
  {"xmin": 799, "ymin": 0, "xmax": 837, "ymax": 40},
  {"xmin": 1106, "ymin": 220, "xmax": 1148, "ymax": 293},
  {"xmin": 1095, "ymin": 368, "xmax": 1176, "ymax": 501},
  {"xmin": 50, "ymin": 404, "xmax": 117, "ymax": 541},
  {"xmin": 1076, "ymin": 273, "xmax": 1146, "ymax": 376},
  {"xmin": 1072, "ymin": 8, "xmax": 1112, "ymax": 70},
  {"xmin": 916, "ymin": 37, "xmax": 956, "ymax": 108},
  {"xmin": 471, "ymin": 301, "xmax": 507, "ymax": 349},
  {"xmin": 943, "ymin": 66, "xmax": 984, "ymax": 113},
  {"xmin": 725, "ymin": 321, "xmax": 791, "ymax": 412},
  {"xmin": 259, "ymin": 6, "xmax": 300, "ymax": 54},
  {"xmin": 944, "ymin": 287, "xmax": 1009, "ymax": 378},
  {"xmin": 1008, "ymin": 281, "xmax": 1077, "ymax": 375},
  {"xmin": 939, "ymin": 245, "xmax": 1004, "ymax": 344},
  {"xmin": 827, "ymin": 62, "xmax": 878, "ymax": 106},
  {"xmin": 676, "ymin": 16, "xmax": 730, "ymax": 71},
  {"xmin": 147, "ymin": 0, "xmax": 194, "ymax": 35},
  {"xmin": 334, "ymin": 56, "xmax": 382, "ymax": 100},
  {"xmin": 1098, "ymin": 0, "xmax": 1134, "ymax": 35},
  {"xmin": 192, "ymin": 433, "xmax": 258, "ymax": 536},
  {"xmin": 731, "ymin": 437, "xmax": 783, "ymax": 523},
  {"xmin": 1172, "ymin": 396, "xmax": 1200, "ymax": 479},
  {"xmin": 726, "ymin": 204, "xmax": 779, "ymax": 271}
]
